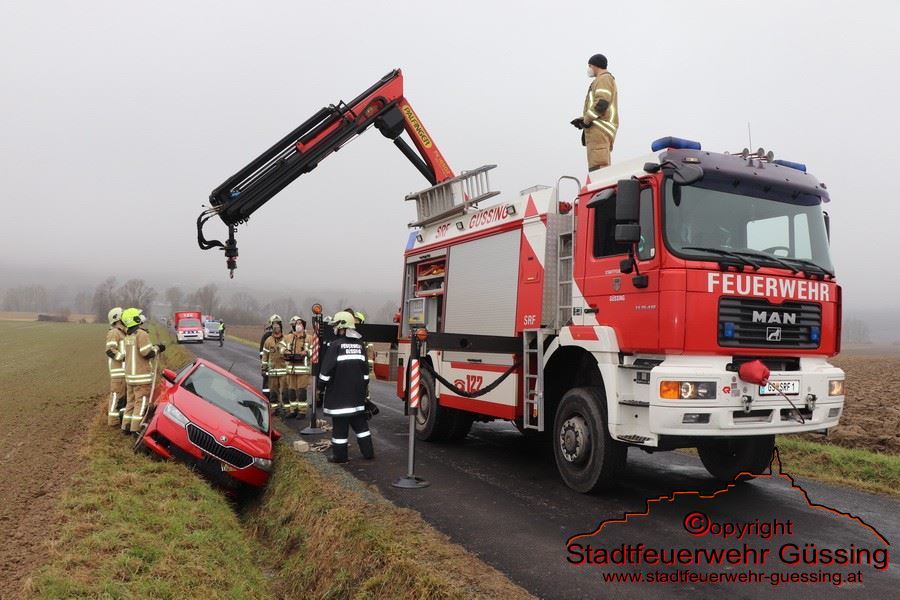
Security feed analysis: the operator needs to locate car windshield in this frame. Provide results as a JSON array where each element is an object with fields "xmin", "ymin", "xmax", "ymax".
[
  {"xmin": 664, "ymin": 177, "xmax": 834, "ymax": 273},
  {"xmin": 205, "ymin": 321, "xmax": 221, "ymax": 328},
  {"xmin": 181, "ymin": 364, "xmax": 269, "ymax": 432},
  {"xmin": 179, "ymin": 319, "xmax": 201, "ymax": 328}
]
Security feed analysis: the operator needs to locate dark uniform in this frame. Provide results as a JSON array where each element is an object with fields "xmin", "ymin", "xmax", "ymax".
[{"xmin": 318, "ymin": 332, "xmax": 373, "ymax": 462}]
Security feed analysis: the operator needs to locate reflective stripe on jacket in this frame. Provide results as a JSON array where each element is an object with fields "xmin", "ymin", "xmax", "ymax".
[
  {"xmin": 583, "ymin": 72, "xmax": 618, "ymax": 142},
  {"xmin": 264, "ymin": 334, "xmax": 288, "ymax": 376},
  {"xmin": 124, "ymin": 328, "xmax": 157, "ymax": 385},
  {"xmin": 106, "ymin": 326, "xmax": 126, "ymax": 379}
]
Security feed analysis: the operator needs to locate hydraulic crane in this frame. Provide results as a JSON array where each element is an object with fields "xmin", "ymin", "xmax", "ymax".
[{"xmin": 197, "ymin": 69, "xmax": 454, "ymax": 277}]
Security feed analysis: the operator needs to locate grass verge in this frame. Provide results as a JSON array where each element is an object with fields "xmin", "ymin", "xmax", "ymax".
[
  {"xmin": 28, "ymin": 324, "xmax": 272, "ymax": 599},
  {"xmin": 243, "ymin": 446, "xmax": 533, "ymax": 600},
  {"xmin": 773, "ymin": 436, "xmax": 900, "ymax": 497}
]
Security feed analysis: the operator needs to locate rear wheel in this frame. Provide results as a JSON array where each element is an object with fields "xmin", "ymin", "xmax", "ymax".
[
  {"xmin": 553, "ymin": 386, "xmax": 626, "ymax": 493},
  {"xmin": 415, "ymin": 370, "xmax": 452, "ymax": 441},
  {"xmin": 698, "ymin": 435, "xmax": 775, "ymax": 482}
]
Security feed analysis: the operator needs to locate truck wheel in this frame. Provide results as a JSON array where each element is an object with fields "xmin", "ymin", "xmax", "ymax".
[
  {"xmin": 445, "ymin": 410, "xmax": 474, "ymax": 442},
  {"xmin": 698, "ymin": 435, "xmax": 775, "ymax": 482},
  {"xmin": 414, "ymin": 370, "xmax": 452, "ymax": 441},
  {"xmin": 553, "ymin": 387, "xmax": 626, "ymax": 493}
]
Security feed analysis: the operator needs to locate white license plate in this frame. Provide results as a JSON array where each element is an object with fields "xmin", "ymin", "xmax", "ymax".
[{"xmin": 759, "ymin": 380, "xmax": 800, "ymax": 396}]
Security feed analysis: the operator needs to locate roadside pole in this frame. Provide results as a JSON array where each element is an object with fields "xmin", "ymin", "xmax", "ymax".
[
  {"xmin": 392, "ymin": 327, "xmax": 430, "ymax": 489},
  {"xmin": 301, "ymin": 304, "xmax": 325, "ymax": 436}
]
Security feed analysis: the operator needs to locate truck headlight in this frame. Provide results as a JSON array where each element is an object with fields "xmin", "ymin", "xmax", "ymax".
[
  {"xmin": 660, "ymin": 381, "xmax": 717, "ymax": 400},
  {"xmin": 253, "ymin": 457, "xmax": 273, "ymax": 471},
  {"xmin": 163, "ymin": 403, "xmax": 190, "ymax": 427},
  {"xmin": 828, "ymin": 379, "xmax": 845, "ymax": 396}
]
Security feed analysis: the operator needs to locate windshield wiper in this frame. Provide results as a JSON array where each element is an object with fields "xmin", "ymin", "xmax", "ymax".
[
  {"xmin": 239, "ymin": 399, "xmax": 267, "ymax": 430},
  {"xmin": 780, "ymin": 257, "xmax": 834, "ymax": 278},
  {"xmin": 729, "ymin": 250, "xmax": 800, "ymax": 275},
  {"xmin": 681, "ymin": 246, "xmax": 762, "ymax": 270}
]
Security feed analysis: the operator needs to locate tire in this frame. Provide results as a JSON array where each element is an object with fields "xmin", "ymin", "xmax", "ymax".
[
  {"xmin": 414, "ymin": 370, "xmax": 453, "ymax": 441},
  {"xmin": 445, "ymin": 410, "xmax": 474, "ymax": 442},
  {"xmin": 553, "ymin": 386, "xmax": 626, "ymax": 493},
  {"xmin": 698, "ymin": 435, "xmax": 775, "ymax": 482}
]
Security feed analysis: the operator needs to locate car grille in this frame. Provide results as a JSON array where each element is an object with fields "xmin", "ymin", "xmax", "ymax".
[
  {"xmin": 718, "ymin": 297, "xmax": 821, "ymax": 349},
  {"xmin": 186, "ymin": 423, "xmax": 253, "ymax": 468}
]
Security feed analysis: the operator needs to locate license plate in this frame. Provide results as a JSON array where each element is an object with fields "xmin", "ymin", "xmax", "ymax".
[
  {"xmin": 759, "ymin": 380, "xmax": 800, "ymax": 396},
  {"xmin": 221, "ymin": 463, "xmax": 235, "ymax": 472}
]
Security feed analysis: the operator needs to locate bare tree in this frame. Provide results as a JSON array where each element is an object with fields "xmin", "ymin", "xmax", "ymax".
[
  {"xmin": 92, "ymin": 277, "xmax": 118, "ymax": 323},
  {"xmin": 164, "ymin": 286, "xmax": 185, "ymax": 311},
  {"xmin": 190, "ymin": 284, "xmax": 219, "ymax": 316},
  {"xmin": 2, "ymin": 285, "xmax": 51, "ymax": 312},
  {"xmin": 842, "ymin": 318, "xmax": 872, "ymax": 344},
  {"xmin": 117, "ymin": 279, "xmax": 157, "ymax": 311}
]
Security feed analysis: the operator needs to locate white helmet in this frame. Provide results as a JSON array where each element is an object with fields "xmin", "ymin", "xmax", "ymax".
[
  {"xmin": 108, "ymin": 307, "xmax": 123, "ymax": 326},
  {"xmin": 268, "ymin": 314, "xmax": 282, "ymax": 325}
]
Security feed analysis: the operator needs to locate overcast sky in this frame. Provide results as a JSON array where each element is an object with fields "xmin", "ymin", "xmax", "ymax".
[{"xmin": 1, "ymin": 0, "xmax": 898, "ymax": 311}]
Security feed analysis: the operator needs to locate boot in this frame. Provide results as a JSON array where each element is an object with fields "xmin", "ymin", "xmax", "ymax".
[
  {"xmin": 285, "ymin": 390, "xmax": 296, "ymax": 418},
  {"xmin": 329, "ymin": 442, "xmax": 349, "ymax": 463},
  {"xmin": 358, "ymin": 435, "xmax": 375, "ymax": 460}
]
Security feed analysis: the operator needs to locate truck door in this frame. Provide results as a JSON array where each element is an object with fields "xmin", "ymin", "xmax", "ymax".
[{"xmin": 576, "ymin": 178, "xmax": 660, "ymax": 351}]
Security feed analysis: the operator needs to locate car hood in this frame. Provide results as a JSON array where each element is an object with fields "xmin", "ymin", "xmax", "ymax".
[{"xmin": 172, "ymin": 388, "xmax": 272, "ymax": 459}]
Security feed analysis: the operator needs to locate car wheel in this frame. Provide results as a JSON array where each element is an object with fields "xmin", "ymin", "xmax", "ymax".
[
  {"xmin": 698, "ymin": 435, "xmax": 775, "ymax": 483},
  {"xmin": 553, "ymin": 386, "xmax": 626, "ymax": 493}
]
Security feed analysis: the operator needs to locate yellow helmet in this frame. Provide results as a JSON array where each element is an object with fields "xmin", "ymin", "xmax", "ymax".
[
  {"xmin": 121, "ymin": 308, "xmax": 146, "ymax": 329},
  {"xmin": 107, "ymin": 307, "xmax": 123, "ymax": 326},
  {"xmin": 331, "ymin": 310, "xmax": 356, "ymax": 330},
  {"xmin": 353, "ymin": 311, "xmax": 366, "ymax": 324}
]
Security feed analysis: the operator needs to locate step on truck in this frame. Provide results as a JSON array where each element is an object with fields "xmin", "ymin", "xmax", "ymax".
[{"xmin": 197, "ymin": 70, "xmax": 845, "ymax": 492}]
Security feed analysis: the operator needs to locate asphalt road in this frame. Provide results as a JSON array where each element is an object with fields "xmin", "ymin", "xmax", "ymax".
[{"xmin": 192, "ymin": 338, "xmax": 899, "ymax": 599}]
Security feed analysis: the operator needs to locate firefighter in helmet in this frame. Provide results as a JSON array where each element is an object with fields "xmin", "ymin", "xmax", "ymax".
[
  {"xmin": 121, "ymin": 308, "xmax": 165, "ymax": 434},
  {"xmin": 344, "ymin": 307, "xmax": 375, "ymax": 377},
  {"xmin": 279, "ymin": 315, "xmax": 311, "ymax": 418},
  {"xmin": 105, "ymin": 307, "xmax": 127, "ymax": 426},
  {"xmin": 318, "ymin": 311, "xmax": 374, "ymax": 463},
  {"xmin": 571, "ymin": 53, "xmax": 619, "ymax": 171},
  {"xmin": 262, "ymin": 315, "xmax": 287, "ymax": 414},
  {"xmin": 259, "ymin": 315, "xmax": 276, "ymax": 397}
]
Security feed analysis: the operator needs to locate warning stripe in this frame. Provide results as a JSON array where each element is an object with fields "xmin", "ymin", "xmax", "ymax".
[{"xmin": 409, "ymin": 359, "xmax": 420, "ymax": 409}]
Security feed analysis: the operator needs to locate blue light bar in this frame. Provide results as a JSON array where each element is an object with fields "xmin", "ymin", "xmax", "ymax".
[
  {"xmin": 723, "ymin": 322, "xmax": 735, "ymax": 339},
  {"xmin": 809, "ymin": 326, "xmax": 821, "ymax": 343},
  {"xmin": 773, "ymin": 159, "xmax": 807, "ymax": 173},
  {"xmin": 651, "ymin": 136, "xmax": 702, "ymax": 152}
]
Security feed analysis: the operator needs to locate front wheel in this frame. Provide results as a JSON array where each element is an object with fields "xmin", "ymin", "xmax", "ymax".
[
  {"xmin": 698, "ymin": 435, "xmax": 775, "ymax": 482},
  {"xmin": 553, "ymin": 387, "xmax": 626, "ymax": 493}
]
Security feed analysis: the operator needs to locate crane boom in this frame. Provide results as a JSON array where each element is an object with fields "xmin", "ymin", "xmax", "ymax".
[{"xmin": 198, "ymin": 69, "xmax": 454, "ymax": 276}]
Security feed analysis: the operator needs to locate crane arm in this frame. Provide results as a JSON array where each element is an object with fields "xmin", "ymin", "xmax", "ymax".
[{"xmin": 198, "ymin": 69, "xmax": 454, "ymax": 276}]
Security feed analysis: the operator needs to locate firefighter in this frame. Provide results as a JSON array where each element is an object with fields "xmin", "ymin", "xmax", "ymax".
[
  {"xmin": 280, "ymin": 316, "xmax": 311, "ymax": 418},
  {"xmin": 121, "ymin": 308, "xmax": 165, "ymax": 434},
  {"xmin": 263, "ymin": 316, "xmax": 287, "ymax": 414},
  {"xmin": 218, "ymin": 320, "xmax": 225, "ymax": 347},
  {"xmin": 571, "ymin": 53, "xmax": 619, "ymax": 171},
  {"xmin": 105, "ymin": 307, "xmax": 127, "ymax": 427},
  {"xmin": 345, "ymin": 308, "xmax": 375, "ymax": 377},
  {"xmin": 259, "ymin": 316, "xmax": 276, "ymax": 397},
  {"xmin": 318, "ymin": 311, "xmax": 374, "ymax": 463}
]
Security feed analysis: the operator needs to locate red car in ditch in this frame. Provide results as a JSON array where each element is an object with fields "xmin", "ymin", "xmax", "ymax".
[{"xmin": 139, "ymin": 358, "xmax": 280, "ymax": 489}]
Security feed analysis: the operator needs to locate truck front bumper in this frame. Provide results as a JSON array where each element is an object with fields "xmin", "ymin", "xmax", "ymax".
[{"xmin": 647, "ymin": 355, "xmax": 844, "ymax": 437}]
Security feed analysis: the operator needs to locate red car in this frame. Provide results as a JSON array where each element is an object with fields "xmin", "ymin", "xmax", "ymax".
[{"xmin": 139, "ymin": 358, "xmax": 280, "ymax": 489}]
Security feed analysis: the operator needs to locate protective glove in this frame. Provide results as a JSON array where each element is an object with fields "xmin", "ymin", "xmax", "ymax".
[
  {"xmin": 156, "ymin": 343, "xmax": 166, "ymax": 353},
  {"xmin": 106, "ymin": 349, "xmax": 117, "ymax": 360},
  {"xmin": 364, "ymin": 400, "xmax": 380, "ymax": 417},
  {"xmin": 570, "ymin": 118, "xmax": 585, "ymax": 129}
]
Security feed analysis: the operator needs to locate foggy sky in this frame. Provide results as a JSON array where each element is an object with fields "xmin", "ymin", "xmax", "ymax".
[{"xmin": 1, "ymin": 0, "xmax": 898, "ymax": 311}]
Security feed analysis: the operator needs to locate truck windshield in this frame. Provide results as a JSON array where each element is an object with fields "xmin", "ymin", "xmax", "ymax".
[
  {"xmin": 181, "ymin": 364, "xmax": 269, "ymax": 433},
  {"xmin": 179, "ymin": 319, "xmax": 201, "ymax": 328},
  {"xmin": 664, "ymin": 177, "xmax": 834, "ymax": 274}
]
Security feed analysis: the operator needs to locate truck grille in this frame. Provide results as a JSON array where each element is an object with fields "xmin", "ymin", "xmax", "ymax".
[
  {"xmin": 718, "ymin": 297, "xmax": 821, "ymax": 349},
  {"xmin": 186, "ymin": 423, "xmax": 253, "ymax": 468}
]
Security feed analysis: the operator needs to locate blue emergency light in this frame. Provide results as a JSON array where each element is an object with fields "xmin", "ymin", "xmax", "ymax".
[
  {"xmin": 651, "ymin": 136, "xmax": 702, "ymax": 152},
  {"xmin": 723, "ymin": 322, "xmax": 736, "ymax": 339},
  {"xmin": 773, "ymin": 159, "xmax": 807, "ymax": 173},
  {"xmin": 809, "ymin": 326, "xmax": 821, "ymax": 343}
]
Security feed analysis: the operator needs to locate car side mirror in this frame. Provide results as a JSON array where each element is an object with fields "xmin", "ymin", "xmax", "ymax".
[
  {"xmin": 162, "ymin": 368, "xmax": 177, "ymax": 383},
  {"xmin": 615, "ymin": 223, "xmax": 641, "ymax": 245},
  {"xmin": 271, "ymin": 428, "xmax": 282, "ymax": 441},
  {"xmin": 615, "ymin": 179, "xmax": 640, "ymax": 222}
]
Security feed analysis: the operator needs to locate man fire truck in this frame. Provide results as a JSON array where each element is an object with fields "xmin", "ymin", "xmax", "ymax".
[{"xmin": 197, "ymin": 70, "xmax": 845, "ymax": 493}]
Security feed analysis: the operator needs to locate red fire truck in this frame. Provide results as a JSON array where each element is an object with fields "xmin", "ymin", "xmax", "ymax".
[
  {"xmin": 174, "ymin": 310, "xmax": 203, "ymax": 344},
  {"xmin": 199, "ymin": 71, "xmax": 845, "ymax": 492}
]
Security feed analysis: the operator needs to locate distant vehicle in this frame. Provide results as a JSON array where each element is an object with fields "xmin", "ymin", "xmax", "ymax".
[
  {"xmin": 174, "ymin": 311, "xmax": 203, "ymax": 344},
  {"xmin": 204, "ymin": 319, "xmax": 223, "ymax": 340},
  {"xmin": 138, "ymin": 358, "xmax": 279, "ymax": 489}
]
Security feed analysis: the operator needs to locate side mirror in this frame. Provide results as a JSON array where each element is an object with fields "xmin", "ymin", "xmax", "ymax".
[
  {"xmin": 615, "ymin": 179, "xmax": 640, "ymax": 222},
  {"xmin": 271, "ymin": 428, "xmax": 282, "ymax": 441},
  {"xmin": 162, "ymin": 368, "xmax": 177, "ymax": 383},
  {"xmin": 615, "ymin": 223, "xmax": 641, "ymax": 245}
]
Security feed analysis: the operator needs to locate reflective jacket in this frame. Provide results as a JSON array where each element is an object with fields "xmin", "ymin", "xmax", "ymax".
[
  {"xmin": 105, "ymin": 325, "xmax": 126, "ymax": 379},
  {"xmin": 279, "ymin": 331, "xmax": 312, "ymax": 376},
  {"xmin": 124, "ymin": 328, "xmax": 158, "ymax": 385},
  {"xmin": 582, "ymin": 71, "xmax": 618, "ymax": 144},
  {"xmin": 263, "ymin": 334, "xmax": 287, "ymax": 376},
  {"xmin": 318, "ymin": 332, "xmax": 369, "ymax": 416}
]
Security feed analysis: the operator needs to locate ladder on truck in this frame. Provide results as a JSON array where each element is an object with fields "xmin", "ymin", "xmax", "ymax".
[
  {"xmin": 406, "ymin": 165, "xmax": 499, "ymax": 228},
  {"xmin": 522, "ymin": 329, "xmax": 551, "ymax": 431}
]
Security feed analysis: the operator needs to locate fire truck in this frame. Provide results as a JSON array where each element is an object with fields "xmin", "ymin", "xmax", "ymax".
[{"xmin": 198, "ymin": 70, "xmax": 845, "ymax": 492}]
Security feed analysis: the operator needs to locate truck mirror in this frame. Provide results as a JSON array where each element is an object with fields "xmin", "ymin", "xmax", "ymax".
[
  {"xmin": 615, "ymin": 179, "xmax": 640, "ymax": 222},
  {"xmin": 672, "ymin": 163, "xmax": 703, "ymax": 185},
  {"xmin": 615, "ymin": 223, "xmax": 641, "ymax": 245}
]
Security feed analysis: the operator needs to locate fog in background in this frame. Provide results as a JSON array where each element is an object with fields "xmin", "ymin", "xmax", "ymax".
[{"xmin": 1, "ymin": 1, "xmax": 898, "ymax": 335}]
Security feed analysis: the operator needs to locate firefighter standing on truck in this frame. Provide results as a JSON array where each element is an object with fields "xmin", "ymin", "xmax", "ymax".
[
  {"xmin": 121, "ymin": 308, "xmax": 165, "ymax": 434},
  {"xmin": 571, "ymin": 53, "xmax": 618, "ymax": 171},
  {"xmin": 280, "ymin": 316, "xmax": 311, "ymax": 418},
  {"xmin": 105, "ymin": 307, "xmax": 127, "ymax": 427},
  {"xmin": 263, "ymin": 316, "xmax": 287, "ymax": 414},
  {"xmin": 318, "ymin": 311, "xmax": 374, "ymax": 463}
]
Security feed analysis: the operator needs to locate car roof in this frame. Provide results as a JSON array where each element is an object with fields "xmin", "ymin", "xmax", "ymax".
[{"xmin": 191, "ymin": 358, "xmax": 267, "ymax": 402}]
